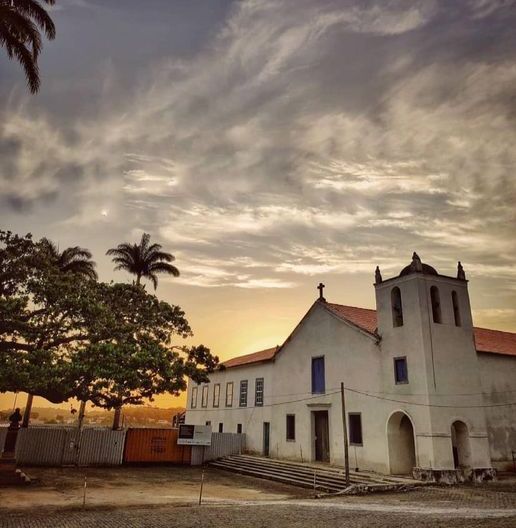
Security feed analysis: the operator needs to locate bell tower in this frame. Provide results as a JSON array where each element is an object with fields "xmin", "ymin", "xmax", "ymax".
[{"xmin": 374, "ymin": 253, "xmax": 492, "ymax": 474}]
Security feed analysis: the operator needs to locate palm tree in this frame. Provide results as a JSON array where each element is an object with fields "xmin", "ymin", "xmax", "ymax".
[
  {"xmin": 106, "ymin": 233, "xmax": 179, "ymax": 289},
  {"xmin": 39, "ymin": 238, "xmax": 98, "ymax": 280},
  {"xmin": 0, "ymin": 0, "xmax": 56, "ymax": 93}
]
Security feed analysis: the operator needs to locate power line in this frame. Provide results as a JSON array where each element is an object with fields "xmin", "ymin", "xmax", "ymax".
[
  {"xmin": 187, "ymin": 389, "xmax": 341, "ymax": 412},
  {"xmin": 187, "ymin": 385, "xmax": 516, "ymax": 412},
  {"xmin": 343, "ymin": 386, "xmax": 516, "ymax": 409}
]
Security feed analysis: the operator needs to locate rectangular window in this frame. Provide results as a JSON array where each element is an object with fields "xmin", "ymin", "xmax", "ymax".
[
  {"xmin": 218, "ymin": 423, "xmax": 223, "ymax": 433},
  {"xmin": 239, "ymin": 380, "xmax": 248, "ymax": 407},
  {"xmin": 348, "ymin": 413, "xmax": 363, "ymax": 445},
  {"xmin": 201, "ymin": 385, "xmax": 209, "ymax": 408},
  {"xmin": 213, "ymin": 383, "xmax": 220, "ymax": 408},
  {"xmin": 255, "ymin": 378, "xmax": 264, "ymax": 406},
  {"xmin": 205, "ymin": 420, "xmax": 211, "ymax": 426},
  {"xmin": 225, "ymin": 382, "xmax": 234, "ymax": 407},
  {"xmin": 237, "ymin": 424, "xmax": 242, "ymax": 434},
  {"xmin": 311, "ymin": 356, "xmax": 325, "ymax": 394},
  {"xmin": 394, "ymin": 357, "xmax": 408, "ymax": 384},
  {"xmin": 286, "ymin": 414, "xmax": 296, "ymax": 441},
  {"xmin": 191, "ymin": 386, "xmax": 198, "ymax": 409}
]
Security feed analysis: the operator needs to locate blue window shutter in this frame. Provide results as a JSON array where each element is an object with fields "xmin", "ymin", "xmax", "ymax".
[{"xmin": 312, "ymin": 357, "xmax": 325, "ymax": 393}]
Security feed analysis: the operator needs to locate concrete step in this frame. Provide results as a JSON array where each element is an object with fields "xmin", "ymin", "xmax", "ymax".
[
  {"xmin": 210, "ymin": 455, "xmax": 421, "ymax": 493},
  {"xmin": 233, "ymin": 454, "xmax": 420, "ymax": 485},
  {"xmin": 222, "ymin": 455, "xmax": 380, "ymax": 486},
  {"xmin": 210, "ymin": 459, "xmax": 342, "ymax": 492},
  {"xmin": 211, "ymin": 456, "xmax": 355, "ymax": 492},
  {"xmin": 219, "ymin": 456, "xmax": 353, "ymax": 487}
]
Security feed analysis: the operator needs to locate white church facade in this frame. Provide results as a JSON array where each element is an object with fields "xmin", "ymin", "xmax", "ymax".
[{"xmin": 185, "ymin": 254, "xmax": 516, "ymax": 482}]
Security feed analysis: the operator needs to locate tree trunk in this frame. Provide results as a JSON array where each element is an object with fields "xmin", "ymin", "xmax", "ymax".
[
  {"xmin": 112, "ymin": 406, "xmax": 122, "ymax": 430},
  {"xmin": 136, "ymin": 274, "xmax": 141, "ymax": 286},
  {"xmin": 77, "ymin": 400, "xmax": 86, "ymax": 430},
  {"xmin": 21, "ymin": 393, "xmax": 33, "ymax": 428}
]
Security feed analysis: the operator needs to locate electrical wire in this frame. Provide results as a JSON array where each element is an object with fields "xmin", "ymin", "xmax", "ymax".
[{"xmin": 187, "ymin": 385, "xmax": 516, "ymax": 412}]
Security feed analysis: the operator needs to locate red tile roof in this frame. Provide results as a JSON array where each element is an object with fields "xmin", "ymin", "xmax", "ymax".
[
  {"xmin": 222, "ymin": 347, "xmax": 278, "ymax": 368},
  {"xmin": 222, "ymin": 303, "xmax": 516, "ymax": 368},
  {"xmin": 473, "ymin": 327, "xmax": 516, "ymax": 357},
  {"xmin": 325, "ymin": 303, "xmax": 378, "ymax": 334}
]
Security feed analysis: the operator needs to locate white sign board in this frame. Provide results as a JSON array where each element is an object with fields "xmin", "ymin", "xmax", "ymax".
[{"xmin": 177, "ymin": 424, "xmax": 212, "ymax": 446}]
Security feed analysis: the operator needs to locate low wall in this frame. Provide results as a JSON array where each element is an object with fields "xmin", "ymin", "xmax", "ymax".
[
  {"xmin": 191, "ymin": 433, "xmax": 245, "ymax": 465},
  {"xmin": 15, "ymin": 427, "xmax": 126, "ymax": 467}
]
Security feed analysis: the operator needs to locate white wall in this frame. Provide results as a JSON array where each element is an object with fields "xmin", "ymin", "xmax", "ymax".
[
  {"xmin": 185, "ymin": 360, "xmax": 274, "ymax": 455},
  {"xmin": 376, "ymin": 273, "xmax": 491, "ymax": 470},
  {"xmin": 185, "ymin": 279, "xmax": 507, "ymax": 475},
  {"xmin": 478, "ymin": 352, "xmax": 516, "ymax": 470}
]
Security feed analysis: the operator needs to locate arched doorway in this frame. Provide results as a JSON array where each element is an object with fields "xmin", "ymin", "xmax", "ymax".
[
  {"xmin": 451, "ymin": 421, "xmax": 471, "ymax": 468},
  {"xmin": 387, "ymin": 412, "xmax": 416, "ymax": 475}
]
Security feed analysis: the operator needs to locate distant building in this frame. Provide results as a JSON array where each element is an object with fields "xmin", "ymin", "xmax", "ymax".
[{"xmin": 186, "ymin": 254, "xmax": 516, "ymax": 481}]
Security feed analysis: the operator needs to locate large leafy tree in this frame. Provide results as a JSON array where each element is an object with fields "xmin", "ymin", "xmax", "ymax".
[
  {"xmin": 39, "ymin": 238, "xmax": 97, "ymax": 280},
  {"xmin": 1, "ymin": 231, "xmax": 217, "ymax": 429},
  {"xmin": 0, "ymin": 0, "xmax": 56, "ymax": 93},
  {"xmin": 71, "ymin": 283, "xmax": 217, "ymax": 429},
  {"xmin": 0, "ymin": 231, "xmax": 97, "ymax": 425},
  {"xmin": 107, "ymin": 233, "xmax": 179, "ymax": 289}
]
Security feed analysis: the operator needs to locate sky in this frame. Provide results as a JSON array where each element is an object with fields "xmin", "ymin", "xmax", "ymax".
[{"xmin": 1, "ymin": 0, "xmax": 516, "ymax": 410}]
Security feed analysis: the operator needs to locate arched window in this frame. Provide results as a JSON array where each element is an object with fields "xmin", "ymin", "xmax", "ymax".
[
  {"xmin": 430, "ymin": 286, "xmax": 442, "ymax": 324},
  {"xmin": 391, "ymin": 287, "xmax": 404, "ymax": 327},
  {"xmin": 452, "ymin": 291, "xmax": 461, "ymax": 327}
]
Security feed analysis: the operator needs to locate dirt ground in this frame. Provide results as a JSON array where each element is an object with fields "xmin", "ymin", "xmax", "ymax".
[
  {"xmin": 1, "ymin": 467, "xmax": 516, "ymax": 527},
  {"xmin": 0, "ymin": 466, "xmax": 308, "ymax": 509}
]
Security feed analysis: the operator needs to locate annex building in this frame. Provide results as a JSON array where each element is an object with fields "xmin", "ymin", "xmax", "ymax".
[{"xmin": 185, "ymin": 254, "xmax": 516, "ymax": 481}]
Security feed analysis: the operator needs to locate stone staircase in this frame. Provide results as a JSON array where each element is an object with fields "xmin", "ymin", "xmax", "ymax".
[{"xmin": 210, "ymin": 454, "xmax": 422, "ymax": 494}]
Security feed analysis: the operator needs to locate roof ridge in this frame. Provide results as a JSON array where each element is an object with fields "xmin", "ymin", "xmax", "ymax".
[
  {"xmin": 473, "ymin": 326, "xmax": 516, "ymax": 336},
  {"xmin": 325, "ymin": 302, "xmax": 376, "ymax": 312}
]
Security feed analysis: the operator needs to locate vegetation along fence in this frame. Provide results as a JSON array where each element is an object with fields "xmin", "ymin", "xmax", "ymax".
[{"xmin": 191, "ymin": 432, "xmax": 245, "ymax": 466}]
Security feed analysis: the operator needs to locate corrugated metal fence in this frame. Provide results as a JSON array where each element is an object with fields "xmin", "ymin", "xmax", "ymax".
[
  {"xmin": 11, "ymin": 427, "xmax": 243, "ymax": 467},
  {"xmin": 77, "ymin": 429, "xmax": 126, "ymax": 466},
  {"xmin": 123, "ymin": 428, "xmax": 191, "ymax": 464},
  {"xmin": 15, "ymin": 427, "xmax": 126, "ymax": 467},
  {"xmin": 191, "ymin": 433, "xmax": 245, "ymax": 465}
]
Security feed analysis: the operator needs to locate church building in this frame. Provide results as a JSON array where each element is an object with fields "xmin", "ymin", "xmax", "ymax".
[{"xmin": 185, "ymin": 254, "xmax": 516, "ymax": 481}]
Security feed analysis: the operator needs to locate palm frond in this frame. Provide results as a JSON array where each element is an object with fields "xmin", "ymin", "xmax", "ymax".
[
  {"xmin": 106, "ymin": 243, "xmax": 133, "ymax": 257},
  {"xmin": 144, "ymin": 250, "xmax": 175, "ymax": 264},
  {"xmin": 0, "ymin": 19, "xmax": 40, "ymax": 92},
  {"xmin": 11, "ymin": 0, "xmax": 56, "ymax": 40},
  {"xmin": 148, "ymin": 262, "xmax": 180, "ymax": 277},
  {"xmin": 37, "ymin": 237, "xmax": 97, "ymax": 280},
  {"xmin": 146, "ymin": 272, "xmax": 159, "ymax": 290}
]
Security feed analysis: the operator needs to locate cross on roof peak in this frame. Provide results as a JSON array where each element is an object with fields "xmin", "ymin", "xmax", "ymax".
[{"xmin": 317, "ymin": 282, "xmax": 326, "ymax": 302}]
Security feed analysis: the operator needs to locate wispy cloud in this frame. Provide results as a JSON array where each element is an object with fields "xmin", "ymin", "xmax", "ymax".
[{"xmin": 1, "ymin": 0, "xmax": 516, "ymax": 313}]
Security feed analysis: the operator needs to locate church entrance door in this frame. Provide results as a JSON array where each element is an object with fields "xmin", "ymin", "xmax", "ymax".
[
  {"xmin": 313, "ymin": 411, "xmax": 330, "ymax": 462},
  {"xmin": 387, "ymin": 411, "xmax": 416, "ymax": 475}
]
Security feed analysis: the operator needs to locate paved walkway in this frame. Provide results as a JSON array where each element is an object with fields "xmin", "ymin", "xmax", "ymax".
[
  {"xmin": 2, "ymin": 501, "xmax": 516, "ymax": 528},
  {"xmin": 1, "ymin": 468, "xmax": 515, "ymax": 527}
]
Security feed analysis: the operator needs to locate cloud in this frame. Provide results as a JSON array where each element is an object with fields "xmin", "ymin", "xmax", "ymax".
[{"xmin": 2, "ymin": 0, "xmax": 516, "ymax": 304}]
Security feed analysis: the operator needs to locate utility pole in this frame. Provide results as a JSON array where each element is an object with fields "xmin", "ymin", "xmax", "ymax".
[{"xmin": 340, "ymin": 382, "xmax": 350, "ymax": 486}]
